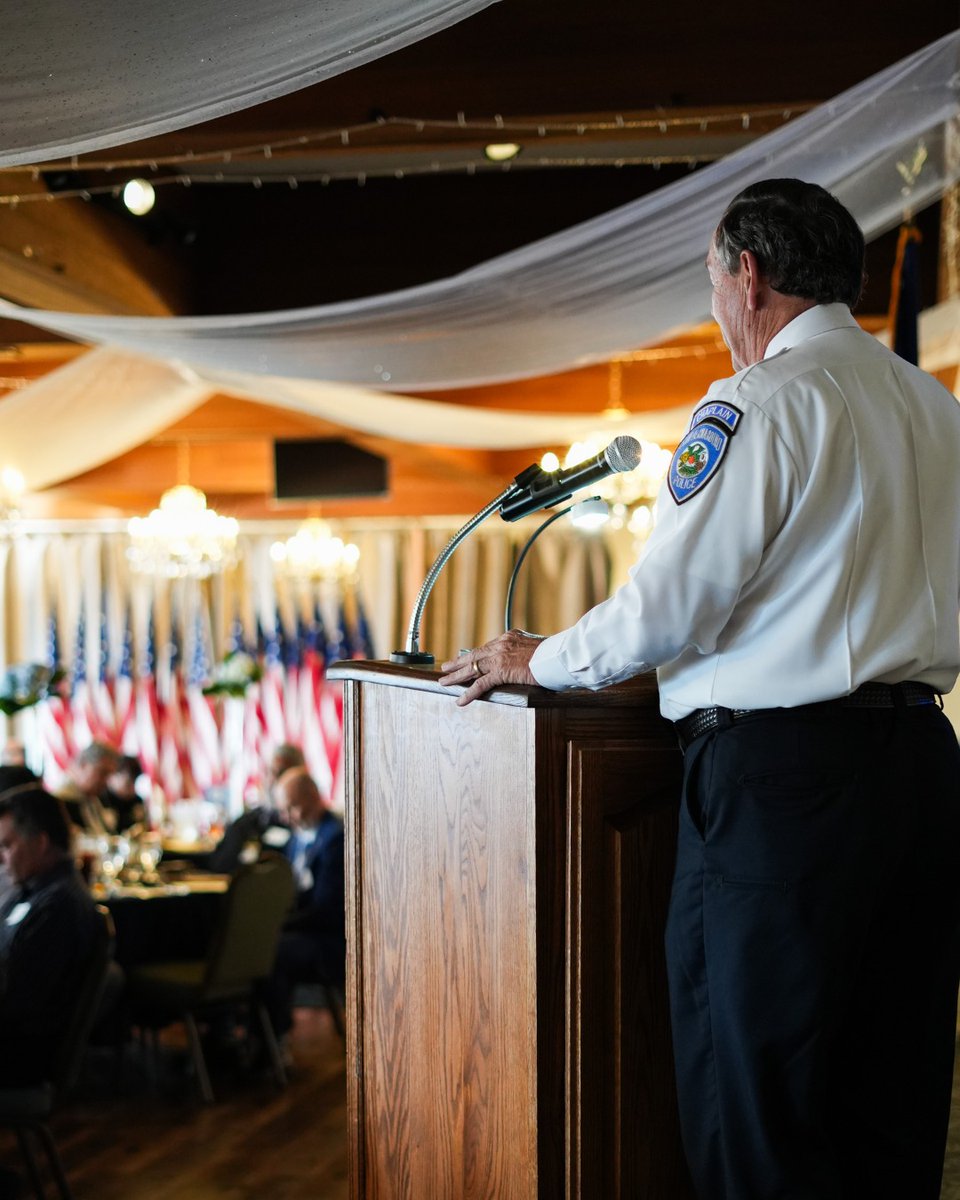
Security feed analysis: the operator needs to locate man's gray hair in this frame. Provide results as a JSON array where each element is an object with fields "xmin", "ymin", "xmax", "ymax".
[
  {"xmin": 714, "ymin": 178, "xmax": 865, "ymax": 309},
  {"xmin": 76, "ymin": 741, "xmax": 120, "ymax": 768}
]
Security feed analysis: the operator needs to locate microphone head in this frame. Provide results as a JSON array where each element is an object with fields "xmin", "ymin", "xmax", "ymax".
[{"xmin": 603, "ymin": 435, "xmax": 642, "ymax": 474}]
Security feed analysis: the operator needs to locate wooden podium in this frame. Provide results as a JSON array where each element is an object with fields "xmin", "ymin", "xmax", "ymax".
[{"xmin": 327, "ymin": 660, "xmax": 694, "ymax": 1200}]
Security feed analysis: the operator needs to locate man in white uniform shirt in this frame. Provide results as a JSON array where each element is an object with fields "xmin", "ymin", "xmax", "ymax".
[{"xmin": 440, "ymin": 179, "xmax": 960, "ymax": 1199}]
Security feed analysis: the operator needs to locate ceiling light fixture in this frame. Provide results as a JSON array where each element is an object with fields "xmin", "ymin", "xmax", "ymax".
[
  {"xmin": 127, "ymin": 484, "xmax": 239, "ymax": 579},
  {"xmin": 269, "ymin": 518, "xmax": 360, "ymax": 582},
  {"xmin": 483, "ymin": 142, "xmax": 522, "ymax": 162},
  {"xmin": 540, "ymin": 360, "xmax": 673, "ymax": 538},
  {"xmin": 122, "ymin": 178, "xmax": 156, "ymax": 215}
]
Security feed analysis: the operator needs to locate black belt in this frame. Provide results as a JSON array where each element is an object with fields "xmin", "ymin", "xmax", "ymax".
[{"xmin": 675, "ymin": 681, "xmax": 940, "ymax": 754}]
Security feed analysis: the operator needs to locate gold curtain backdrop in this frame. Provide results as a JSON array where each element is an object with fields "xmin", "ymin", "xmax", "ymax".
[{"xmin": 0, "ymin": 519, "xmax": 616, "ymax": 813}]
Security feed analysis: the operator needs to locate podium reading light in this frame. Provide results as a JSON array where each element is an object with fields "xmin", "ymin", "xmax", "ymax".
[
  {"xmin": 390, "ymin": 436, "xmax": 640, "ymax": 665},
  {"xmin": 503, "ymin": 497, "xmax": 609, "ymax": 633}
]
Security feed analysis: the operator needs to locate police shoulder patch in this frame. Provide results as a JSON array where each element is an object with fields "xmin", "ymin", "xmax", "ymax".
[{"xmin": 668, "ymin": 411, "xmax": 741, "ymax": 506}]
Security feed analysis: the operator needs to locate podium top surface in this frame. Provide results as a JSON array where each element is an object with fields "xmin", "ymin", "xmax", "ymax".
[{"xmin": 327, "ymin": 658, "xmax": 661, "ymax": 711}]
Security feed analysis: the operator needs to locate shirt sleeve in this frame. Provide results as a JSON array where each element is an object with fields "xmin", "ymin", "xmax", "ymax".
[{"xmin": 531, "ymin": 386, "xmax": 799, "ymax": 691}]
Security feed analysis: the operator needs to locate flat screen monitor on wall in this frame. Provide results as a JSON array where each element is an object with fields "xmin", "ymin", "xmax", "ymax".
[{"xmin": 273, "ymin": 439, "xmax": 389, "ymax": 500}]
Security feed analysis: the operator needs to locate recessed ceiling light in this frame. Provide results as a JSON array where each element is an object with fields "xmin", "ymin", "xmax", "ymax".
[{"xmin": 483, "ymin": 142, "xmax": 522, "ymax": 163}]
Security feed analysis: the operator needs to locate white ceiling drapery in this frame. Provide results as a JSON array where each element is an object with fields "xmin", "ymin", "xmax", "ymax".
[
  {"xmin": 1, "ymin": 31, "xmax": 958, "ymax": 392},
  {"xmin": 0, "ymin": 0, "xmax": 499, "ymax": 167},
  {"xmin": 0, "ymin": 347, "xmax": 695, "ymax": 491},
  {"xmin": 4, "ymin": 289, "xmax": 959, "ymax": 493},
  {"xmin": 2, "ymin": 33, "xmax": 960, "ymax": 495}
]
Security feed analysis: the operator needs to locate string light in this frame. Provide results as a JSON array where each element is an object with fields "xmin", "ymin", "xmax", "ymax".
[
  {"xmin": 0, "ymin": 104, "xmax": 811, "ymax": 206},
  {"xmin": 0, "ymin": 151, "xmax": 748, "ymax": 205}
]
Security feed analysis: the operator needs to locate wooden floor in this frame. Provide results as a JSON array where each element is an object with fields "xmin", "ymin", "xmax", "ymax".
[
  {"xmin": 6, "ymin": 1019, "xmax": 960, "ymax": 1199},
  {"xmin": 0, "ymin": 1008, "xmax": 349, "ymax": 1200}
]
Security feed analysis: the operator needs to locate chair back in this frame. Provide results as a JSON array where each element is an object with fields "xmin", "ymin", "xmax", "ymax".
[
  {"xmin": 202, "ymin": 854, "xmax": 296, "ymax": 995},
  {"xmin": 53, "ymin": 904, "xmax": 115, "ymax": 1093}
]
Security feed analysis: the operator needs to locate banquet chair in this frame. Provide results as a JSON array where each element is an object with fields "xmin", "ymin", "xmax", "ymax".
[
  {"xmin": 0, "ymin": 904, "xmax": 115, "ymax": 1200},
  {"xmin": 126, "ymin": 854, "xmax": 296, "ymax": 1103}
]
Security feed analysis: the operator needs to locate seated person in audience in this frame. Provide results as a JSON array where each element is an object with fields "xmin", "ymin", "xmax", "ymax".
[
  {"xmin": 0, "ymin": 786, "xmax": 100, "ymax": 1085},
  {"xmin": 205, "ymin": 742, "xmax": 303, "ymax": 873},
  {"xmin": 263, "ymin": 767, "xmax": 345, "ymax": 1040},
  {"xmin": 0, "ymin": 764, "xmax": 38, "ymax": 795},
  {"xmin": 56, "ymin": 741, "xmax": 121, "ymax": 835},
  {"xmin": 102, "ymin": 754, "xmax": 145, "ymax": 833},
  {"xmin": 0, "ymin": 766, "xmax": 40, "ymax": 907}
]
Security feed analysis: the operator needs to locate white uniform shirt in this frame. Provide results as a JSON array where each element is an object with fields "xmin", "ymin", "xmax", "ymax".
[{"xmin": 531, "ymin": 304, "xmax": 960, "ymax": 720}]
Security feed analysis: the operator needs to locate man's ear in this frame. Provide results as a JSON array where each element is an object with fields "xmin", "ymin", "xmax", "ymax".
[{"xmin": 739, "ymin": 249, "xmax": 765, "ymax": 312}]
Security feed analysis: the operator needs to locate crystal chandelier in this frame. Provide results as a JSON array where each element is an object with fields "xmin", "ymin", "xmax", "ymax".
[
  {"xmin": 270, "ymin": 518, "xmax": 360, "ymax": 582},
  {"xmin": 542, "ymin": 361, "xmax": 672, "ymax": 539},
  {"xmin": 127, "ymin": 484, "xmax": 239, "ymax": 579}
]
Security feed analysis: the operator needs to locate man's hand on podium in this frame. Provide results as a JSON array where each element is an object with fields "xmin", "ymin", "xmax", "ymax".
[{"xmin": 439, "ymin": 630, "xmax": 541, "ymax": 706}]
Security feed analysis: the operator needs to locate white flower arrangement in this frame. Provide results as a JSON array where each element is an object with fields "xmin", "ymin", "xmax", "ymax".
[
  {"xmin": 0, "ymin": 663, "xmax": 65, "ymax": 715},
  {"xmin": 202, "ymin": 651, "xmax": 262, "ymax": 698}
]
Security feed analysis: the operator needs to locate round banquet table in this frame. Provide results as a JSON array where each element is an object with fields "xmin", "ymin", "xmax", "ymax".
[{"xmin": 99, "ymin": 877, "xmax": 230, "ymax": 968}]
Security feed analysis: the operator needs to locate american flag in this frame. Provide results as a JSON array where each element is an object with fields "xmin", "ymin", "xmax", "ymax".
[
  {"xmin": 225, "ymin": 612, "xmax": 266, "ymax": 806},
  {"xmin": 158, "ymin": 616, "xmax": 197, "ymax": 802},
  {"xmin": 281, "ymin": 609, "xmax": 304, "ymax": 747},
  {"xmin": 90, "ymin": 595, "xmax": 116, "ymax": 745},
  {"xmin": 136, "ymin": 607, "xmax": 162, "ymax": 798},
  {"xmin": 69, "ymin": 606, "xmax": 98, "ymax": 751},
  {"xmin": 299, "ymin": 602, "xmax": 331, "ymax": 794},
  {"xmin": 185, "ymin": 604, "xmax": 227, "ymax": 793},
  {"xmin": 38, "ymin": 609, "xmax": 73, "ymax": 784},
  {"xmin": 259, "ymin": 612, "xmax": 288, "ymax": 751},
  {"xmin": 116, "ymin": 609, "xmax": 139, "ymax": 755}
]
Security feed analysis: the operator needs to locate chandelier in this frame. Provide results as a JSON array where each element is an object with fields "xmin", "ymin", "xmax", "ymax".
[
  {"xmin": 270, "ymin": 518, "xmax": 360, "ymax": 582},
  {"xmin": 542, "ymin": 361, "xmax": 672, "ymax": 540},
  {"xmin": 127, "ymin": 484, "xmax": 239, "ymax": 579}
]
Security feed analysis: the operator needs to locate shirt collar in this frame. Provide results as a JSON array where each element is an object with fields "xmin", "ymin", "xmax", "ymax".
[
  {"xmin": 764, "ymin": 303, "xmax": 858, "ymax": 360},
  {"xmin": 20, "ymin": 857, "xmax": 73, "ymax": 897}
]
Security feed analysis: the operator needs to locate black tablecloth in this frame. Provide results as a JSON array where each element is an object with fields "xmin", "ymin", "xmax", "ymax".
[{"xmin": 105, "ymin": 888, "xmax": 225, "ymax": 968}]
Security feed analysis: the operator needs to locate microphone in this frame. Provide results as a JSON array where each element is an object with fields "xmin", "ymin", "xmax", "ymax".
[{"xmin": 498, "ymin": 435, "xmax": 642, "ymax": 523}]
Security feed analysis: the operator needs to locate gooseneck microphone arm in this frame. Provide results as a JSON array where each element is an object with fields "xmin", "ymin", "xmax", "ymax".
[
  {"xmin": 503, "ymin": 502, "xmax": 577, "ymax": 633},
  {"xmin": 389, "ymin": 438, "xmax": 640, "ymax": 665},
  {"xmin": 390, "ymin": 482, "xmax": 519, "ymax": 664}
]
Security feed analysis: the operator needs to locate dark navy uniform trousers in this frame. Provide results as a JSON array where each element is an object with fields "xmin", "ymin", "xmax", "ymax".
[{"xmin": 665, "ymin": 701, "xmax": 960, "ymax": 1199}]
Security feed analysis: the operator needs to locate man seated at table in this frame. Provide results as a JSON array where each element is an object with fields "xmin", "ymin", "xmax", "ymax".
[
  {"xmin": 205, "ymin": 742, "xmax": 303, "ymax": 873},
  {"xmin": 0, "ymin": 786, "xmax": 100, "ymax": 1085},
  {"xmin": 102, "ymin": 754, "xmax": 146, "ymax": 833},
  {"xmin": 263, "ymin": 766, "xmax": 345, "ymax": 1044},
  {"xmin": 0, "ymin": 765, "xmax": 40, "ymax": 909},
  {"xmin": 56, "ymin": 741, "xmax": 121, "ymax": 835}
]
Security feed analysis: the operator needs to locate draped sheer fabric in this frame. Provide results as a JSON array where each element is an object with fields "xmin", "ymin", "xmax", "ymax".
[
  {"xmin": 2, "ymin": 32, "xmax": 958, "ymax": 395},
  {"xmin": 0, "ymin": 0, "xmax": 499, "ymax": 167}
]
